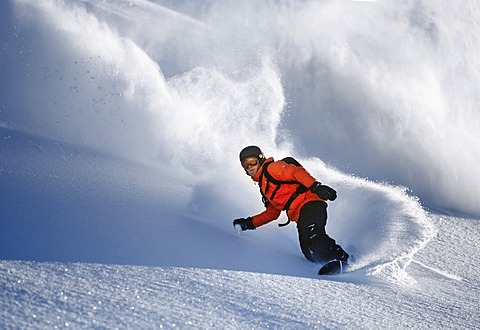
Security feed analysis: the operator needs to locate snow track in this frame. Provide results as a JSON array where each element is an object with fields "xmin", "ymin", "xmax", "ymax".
[{"xmin": 0, "ymin": 126, "xmax": 434, "ymax": 283}]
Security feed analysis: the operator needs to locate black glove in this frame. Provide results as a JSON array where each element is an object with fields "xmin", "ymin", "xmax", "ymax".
[
  {"xmin": 310, "ymin": 182, "xmax": 337, "ymax": 201},
  {"xmin": 233, "ymin": 217, "xmax": 256, "ymax": 231}
]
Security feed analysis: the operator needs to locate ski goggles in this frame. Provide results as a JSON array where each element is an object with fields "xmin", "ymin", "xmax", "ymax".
[{"xmin": 241, "ymin": 157, "xmax": 259, "ymax": 169}]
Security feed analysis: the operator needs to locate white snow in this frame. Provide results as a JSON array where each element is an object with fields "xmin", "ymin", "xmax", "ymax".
[{"xmin": 1, "ymin": 0, "xmax": 479, "ymax": 328}]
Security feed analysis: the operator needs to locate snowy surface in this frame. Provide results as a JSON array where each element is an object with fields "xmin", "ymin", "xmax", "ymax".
[{"xmin": 1, "ymin": 0, "xmax": 479, "ymax": 328}]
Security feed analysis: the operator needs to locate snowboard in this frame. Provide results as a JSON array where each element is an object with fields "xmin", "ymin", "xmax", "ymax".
[{"xmin": 318, "ymin": 260, "xmax": 348, "ymax": 275}]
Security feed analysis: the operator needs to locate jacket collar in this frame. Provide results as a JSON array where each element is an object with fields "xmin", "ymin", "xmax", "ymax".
[{"xmin": 252, "ymin": 157, "xmax": 274, "ymax": 182}]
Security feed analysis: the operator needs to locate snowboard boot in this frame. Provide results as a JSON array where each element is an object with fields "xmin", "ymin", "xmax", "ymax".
[
  {"xmin": 310, "ymin": 243, "xmax": 349, "ymax": 264},
  {"xmin": 329, "ymin": 245, "xmax": 349, "ymax": 262}
]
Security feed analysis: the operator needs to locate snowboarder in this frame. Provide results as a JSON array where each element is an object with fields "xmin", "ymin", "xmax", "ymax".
[{"xmin": 233, "ymin": 146, "xmax": 349, "ymax": 265}]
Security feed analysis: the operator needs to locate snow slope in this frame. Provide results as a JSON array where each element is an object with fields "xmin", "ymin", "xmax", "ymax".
[{"xmin": 1, "ymin": 0, "xmax": 479, "ymax": 328}]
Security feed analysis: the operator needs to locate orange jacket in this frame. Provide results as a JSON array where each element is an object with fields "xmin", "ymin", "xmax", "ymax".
[{"xmin": 251, "ymin": 157, "xmax": 325, "ymax": 227}]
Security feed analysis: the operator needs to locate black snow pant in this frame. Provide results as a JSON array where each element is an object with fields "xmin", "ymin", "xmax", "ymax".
[{"xmin": 296, "ymin": 201, "xmax": 349, "ymax": 264}]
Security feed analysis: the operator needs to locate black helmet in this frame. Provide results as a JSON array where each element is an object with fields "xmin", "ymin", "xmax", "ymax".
[{"xmin": 239, "ymin": 146, "xmax": 265, "ymax": 163}]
